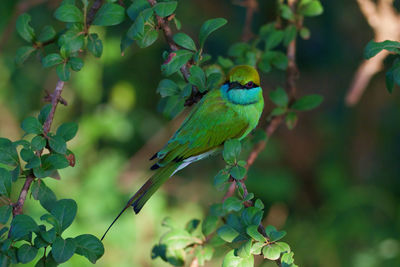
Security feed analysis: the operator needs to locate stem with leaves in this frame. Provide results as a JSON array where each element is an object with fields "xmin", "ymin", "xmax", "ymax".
[{"xmin": 12, "ymin": 0, "xmax": 105, "ymax": 217}]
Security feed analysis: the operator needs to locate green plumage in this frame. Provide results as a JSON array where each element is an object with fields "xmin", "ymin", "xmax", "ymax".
[{"xmin": 102, "ymin": 65, "xmax": 264, "ymax": 240}]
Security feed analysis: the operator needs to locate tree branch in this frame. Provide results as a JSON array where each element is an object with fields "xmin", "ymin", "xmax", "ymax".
[
  {"xmin": 12, "ymin": 80, "xmax": 65, "ymax": 216},
  {"xmin": 0, "ymin": 0, "xmax": 48, "ymax": 52},
  {"xmin": 346, "ymin": 0, "xmax": 400, "ymax": 106},
  {"xmin": 146, "ymin": 0, "xmax": 203, "ymax": 106},
  {"xmin": 12, "ymin": 0, "xmax": 106, "ymax": 217},
  {"xmin": 234, "ymin": 0, "xmax": 259, "ymax": 42}
]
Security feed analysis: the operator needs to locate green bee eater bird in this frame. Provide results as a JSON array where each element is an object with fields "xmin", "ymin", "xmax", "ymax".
[{"xmin": 102, "ymin": 65, "xmax": 264, "ymax": 240}]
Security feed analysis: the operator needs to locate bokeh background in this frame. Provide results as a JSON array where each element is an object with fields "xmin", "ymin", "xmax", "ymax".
[{"xmin": 1, "ymin": 0, "xmax": 400, "ymax": 266}]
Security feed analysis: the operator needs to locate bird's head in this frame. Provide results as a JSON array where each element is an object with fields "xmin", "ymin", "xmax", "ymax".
[
  {"xmin": 221, "ymin": 65, "xmax": 263, "ymax": 105},
  {"xmin": 227, "ymin": 65, "xmax": 260, "ymax": 87}
]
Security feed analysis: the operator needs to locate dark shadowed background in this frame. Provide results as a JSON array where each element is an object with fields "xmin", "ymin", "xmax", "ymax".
[{"xmin": 1, "ymin": 0, "xmax": 399, "ymax": 266}]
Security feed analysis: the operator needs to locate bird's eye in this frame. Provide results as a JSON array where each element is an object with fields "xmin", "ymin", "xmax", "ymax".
[{"xmin": 245, "ymin": 81, "xmax": 254, "ymax": 88}]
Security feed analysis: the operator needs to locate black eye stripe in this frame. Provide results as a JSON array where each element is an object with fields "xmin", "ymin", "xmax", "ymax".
[{"xmin": 225, "ymin": 81, "xmax": 259, "ymax": 90}]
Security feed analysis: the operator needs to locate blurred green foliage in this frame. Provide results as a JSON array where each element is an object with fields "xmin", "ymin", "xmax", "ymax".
[{"xmin": 0, "ymin": 0, "xmax": 399, "ymax": 266}]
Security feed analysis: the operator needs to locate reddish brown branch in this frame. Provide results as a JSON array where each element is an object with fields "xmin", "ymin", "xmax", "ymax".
[
  {"xmin": 235, "ymin": 0, "xmax": 259, "ymax": 42},
  {"xmin": 146, "ymin": 0, "xmax": 202, "ymax": 106},
  {"xmin": 0, "ymin": 0, "xmax": 48, "ymax": 52},
  {"xmin": 12, "ymin": 0, "xmax": 107, "ymax": 217},
  {"xmin": 346, "ymin": 0, "xmax": 400, "ymax": 106},
  {"xmin": 12, "ymin": 81, "xmax": 65, "ymax": 216}
]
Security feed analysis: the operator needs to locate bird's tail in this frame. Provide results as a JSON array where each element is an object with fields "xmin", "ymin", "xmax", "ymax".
[{"xmin": 101, "ymin": 162, "xmax": 180, "ymax": 240}]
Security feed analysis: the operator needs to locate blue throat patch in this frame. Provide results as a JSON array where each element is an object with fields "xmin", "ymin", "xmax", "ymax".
[{"xmin": 220, "ymin": 83, "xmax": 261, "ymax": 105}]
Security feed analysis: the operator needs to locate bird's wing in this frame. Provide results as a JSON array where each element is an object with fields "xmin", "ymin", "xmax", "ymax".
[{"xmin": 153, "ymin": 91, "xmax": 250, "ymax": 167}]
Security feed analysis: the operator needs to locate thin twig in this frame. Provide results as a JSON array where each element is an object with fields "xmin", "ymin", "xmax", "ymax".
[
  {"xmin": 12, "ymin": 81, "xmax": 65, "ymax": 216},
  {"xmin": 0, "ymin": 0, "xmax": 48, "ymax": 52},
  {"xmin": 12, "ymin": 0, "xmax": 106, "ymax": 217},
  {"xmin": 234, "ymin": 0, "xmax": 259, "ymax": 41},
  {"xmin": 146, "ymin": 0, "xmax": 203, "ymax": 106}
]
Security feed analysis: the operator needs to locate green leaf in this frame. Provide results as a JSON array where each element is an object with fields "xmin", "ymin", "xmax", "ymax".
[
  {"xmin": 246, "ymin": 225, "xmax": 265, "ymax": 242},
  {"xmin": 214, "ymin": 170, "xmax": 230, "ymax": 187},
  {"xmin": 40, "ymin": 227, "xmax": 56, "ymax": 244},
  {"xmin": 50, "ymin": 199, "xmax": 77, "ymax": 233},
  {"xmin": 230, "ymin": 165, "xmax": 246, "ymax": 180},
  {"xmin": 51, "ymin": 237, "xmax": 76, "ymax": 263},
  {"xmin": 10, "ymin": 214, "xmax": 39, "ymax": 240},
  {"xmin": 241, "ymin": 207, "xmax": 263, "ymax": 226},
  {"xmin": 161, "ymin": 50, "xmax": 193, "ymax": 76},
  {"xmin": 127, "ymin": 0, "xmax": 150, "ymax": 21},
  {"xmin": 15, "ymin": 46, "xmax": 36, "ymax": 66},
  {"xmin": 54, "ymin": 4, "xmax": 83, "ymax": 22},
  {"xmin": 87, "ymin": 33, "xmax": 103, "ymax": 58},
  {"xmin": 188, "ymin": 65, "xmax": 206, "ymax": 92},
  {"xmin": 16, "ymin": 14, "xmax": 35, "ymax": 43},
  {"xmin": 48, "ymin": 135, "xmax": 67, "ymax": 154},
  {"xmin": 254, "ymin": 199, "xmax": 264, "ymax": 209},
  {"xmin": 153, "ymin": 1, "xmax": 177, "ymax": 17},
  {"xmin": 31, "ymin": 135, "xmax": 46, "ymax": 151},
  {"xmin": 199, "ymin": 18, "xmax": 227, "ymax": 48},
  {"xmin": 281, "ymin": 252, "xmax": 295, "ymax": 265},
  {"xmin": 276, "ymin": 242, "xmax": 291, "ymax": 253},
  {"xmin": 45, "ymin": 154, "xmax": 69, "ymax": 170},
  {"xmin": 74, "ymin": 234, "xmax": 104, "ymax": 264},
  {"xmin": 235, "ymin": 239, "xmax": 252, "ymax": 258},
  {"xmin": 222, "ymin": 250, "xmax": 254, "ymax": 267},
  {"xmin": 265, "ymin": 225, "xmax": 287, "ymax": 242},
  {"xmin": 269, "ymin": 87, "xmax": 289, "ymax": 107},
  {"xmin": 40, "ymin": 214, "xmax": 61, "ymax": 234},
  {"xmin": 21, "ymin": 117, "xmax": 43, "ymax": 134},
  {"xmin": 285, "ymin": 111, "xmax": 298, "ymax": 130},
  {"xmin": 185, "ymin": 219, "xmax": 200, "ymax": 234},
  {"xmin": 291, "ymin": 94, "xmax": 323, "ymax": 111},
  {"xmin": 135, "ymin": 27, "xmax": 159, "ymax": 48},
  {"xmin": 31, "ymin": 180, "xmax": 57, "ymax": 212},
  {"xmin": 42, "ymin": 54, "xmax": 63, "ymax": 68},
  {"xmin": 20, "ymin": 148, "xmax": 34, "ymax": 162},
  {"xmin": 0, "ymin": 205, "xmax": 12, "ymax": 224},
  {"xmin": 58, "ymin": 27, "xmax": 84, "ymax": 54},
  {"xmin": 270, "ymin": 107, "xmax": 287, "ymax": 117},
  {"xmin": 157, "ymin": 79, "xmax": 180, "ymax": 97},
  {"xmin": 386, "ymin": 66, "xmax": 395, "ymax": 93},
  {"xmin": 0, "ymin": 138, "xmax": 19, "ymax": 167},
  {"xmin": 364, "ymin": 40, "xmax": 400, "ymax": 59},
  {"xmin": 92, "ymin": 3, "xmax": 125, "ymax": 26},
  {"xmin": 38, "ymin": 104, "xmax": 52, "ymax": 124},
  {"xmin": 69, "ymin": 57, "xmax": 84, "ymax": 71},
  {"xmin": 127, "ymin": 11, "xmax": 145, "ymax": 40},
  {"xmin": 262, "ymin": 243, "xmax": 281, "ymax": 260},
  {"xmin": 280, "ymin": 4, "xmax": 295, "ymax": 20},
  {"xmin": 202, "ymin": 215, "xmax": 218, "ymax": 236},
  {"xmin": 17, "ymin": 244, "xmax": 38, "ymax": 263},
  {"xmin": 173, "ymin": 16, "xmax": 181, "ymax": 29},
  {"xmin": 218, "ymin": 56, "xmax": 234, "ymax": 69},
  {"xmin": 299, "ymin": 27, "xmax": 310, "ymax": 40},
  {"xmin": 34, "ymin": 235, "xmax": 49, "ymax": 249},
  {"xmin": 223, "ymin": 197, "xmax": 243, "ymax": 212},
  {"xmin": 217, "ymin": 224, "xmax": 239, "ymax": 242},
  {"xmin": 173, "ymin": 33, "xmax": 196, "ymax": 51},
  {"xmin": 284, "ymin": 25, "xmax": 297, "ymax": 46},
  {"xmin": 56, "ymin": 122, "xmax": 78, "ymax": 141},
  {"xmin": 262, "ymin": 29, "xmax": 285, "ymax": 50},
  {"xmin": 250, "ymin": 242, "xmax": 264, "ymax": 255},
  {"xmin": 56, "ymin": 63, "xmax": 71, "ymax": 81},
  {"xmin": 0, "ymin": 168, "xmax": 12, "ymax": 197},
  {"xmin": 160, "ymin": 229, "xmax": 194, "ymax": 249},
  {"xmin": 262, "ymin": 51, "xmax": 288, "ymax": 70},
  {"xmin": 38, "ymin": 25, "xmax": 56, "ymax": 43},
  {"xmin": 223, "ymin": 139, "xmax": 241, "ymax": 165},
  {"xmin": 298, "ymin": 0, "xmax": 324, "ymax": 17}
]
